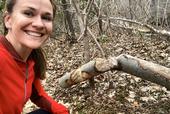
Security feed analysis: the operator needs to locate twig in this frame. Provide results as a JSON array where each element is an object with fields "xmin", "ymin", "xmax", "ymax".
[{"xmin": 87, "ymin": 27, "xmax": 105, "ymax": 57}]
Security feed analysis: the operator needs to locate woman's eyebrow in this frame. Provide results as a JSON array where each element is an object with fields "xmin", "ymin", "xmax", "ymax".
[
  {"xmin": 27, "ymin": 6, "xmax": 53, "ymax": 16},
  {"xmin": 26, "ymin": 7, "xmax": 36, "ymax": 11}
]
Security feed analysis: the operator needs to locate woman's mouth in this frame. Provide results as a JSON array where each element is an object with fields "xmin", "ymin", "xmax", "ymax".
[{"xmin": 25, "ymin": 30, "xmax": 44, "ymax": 37}]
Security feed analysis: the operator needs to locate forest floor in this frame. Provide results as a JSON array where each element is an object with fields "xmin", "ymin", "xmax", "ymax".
[{"xmin": 24, "ymin": 29, "xmax": 170, "ymax": 114}]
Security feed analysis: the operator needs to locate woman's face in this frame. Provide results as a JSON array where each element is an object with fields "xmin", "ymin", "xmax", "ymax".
[{"xmin": 4, "ymin": 0, "xmax": 53, "ymax": 49}]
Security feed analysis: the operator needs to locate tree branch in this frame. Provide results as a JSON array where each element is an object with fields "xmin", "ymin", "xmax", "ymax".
[
  {"xmin": 102, "ymin": 16, "xmax": 170, "ymax": 37},
  {"xmin": 71, "ymin": 0, "xmax": 105, "ymax": 56}
]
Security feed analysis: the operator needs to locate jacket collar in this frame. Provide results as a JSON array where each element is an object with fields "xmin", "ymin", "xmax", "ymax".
[{"xmin": 0, "ymin": 35, "xmax": 23, "ymax": 61}]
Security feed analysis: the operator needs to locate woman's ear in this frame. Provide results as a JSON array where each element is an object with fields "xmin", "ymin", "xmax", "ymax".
[{"xmin": 3, "ymin": 11, "xmax": 12, "ymax": 29}]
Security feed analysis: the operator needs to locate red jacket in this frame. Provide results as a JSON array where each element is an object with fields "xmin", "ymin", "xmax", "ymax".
[{"xmin": 0, "ymin": 35, "xmax": 68, "ymax": 114}]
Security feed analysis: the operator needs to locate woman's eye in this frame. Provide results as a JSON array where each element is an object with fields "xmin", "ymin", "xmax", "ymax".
[
  {"xmin": 23, "ymin": 11, "xmax": 34, "ymax": 17},
  {"xmin": 42, "ymin": 15, "xmax": 53, "ymax": 21}
]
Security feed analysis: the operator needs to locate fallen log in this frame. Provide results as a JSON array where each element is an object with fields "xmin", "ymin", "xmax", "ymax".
[{"xmin": 58, "ymin": 54, "xmax": 170, "ymax": 90}]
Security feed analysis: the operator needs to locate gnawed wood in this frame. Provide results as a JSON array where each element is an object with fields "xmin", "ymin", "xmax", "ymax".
[
  {"xmin": 58, "ymin": 54, "xmax": 170, "ymax": 89},
  {"xmin": 58, "ymin": 58, "xmax": 118, "ymax": 88}
]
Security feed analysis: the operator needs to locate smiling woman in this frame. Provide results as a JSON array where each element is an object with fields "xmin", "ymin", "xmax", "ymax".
[
  {"xmin": 0, "ymin": 0, "xmax": 69, "ymax": 114},
  {"xmin": 4, "ymin": 0, "xmax": 53, "ymax": 59}
]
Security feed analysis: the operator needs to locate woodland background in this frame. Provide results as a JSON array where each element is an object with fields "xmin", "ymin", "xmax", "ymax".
[{"xmin": 1, "ymin": 0, "xmax": 170, "ymax": 113}]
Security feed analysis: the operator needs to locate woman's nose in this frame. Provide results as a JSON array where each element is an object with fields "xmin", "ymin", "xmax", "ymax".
[{"xmin": 32, "ymin": 16, "xmax": 44, "ymax": 29}]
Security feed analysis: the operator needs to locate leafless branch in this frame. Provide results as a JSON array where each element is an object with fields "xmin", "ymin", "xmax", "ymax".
[
  {"xmin": 71, "ymin": 0, "xmax": 105, "ymax": 57},
  {"xmin": 102, "ymin": 16, "xmax": 170, "ymax": 37}
]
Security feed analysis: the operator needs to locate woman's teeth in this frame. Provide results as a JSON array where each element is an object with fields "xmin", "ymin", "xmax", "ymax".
[{"xmin": 26, "ymin": 31, "xmax": 43, "ymax": 37}]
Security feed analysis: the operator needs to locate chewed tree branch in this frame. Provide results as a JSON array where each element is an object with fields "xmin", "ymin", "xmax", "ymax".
[{"xmin": 58, "ymin": 54, "xmax": 170, "ymax": 90}]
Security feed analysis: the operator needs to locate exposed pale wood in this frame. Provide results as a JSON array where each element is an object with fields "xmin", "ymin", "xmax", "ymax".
[{"xmin": 58, "ymin": 57, "xmax": 118, "ymax": 88}]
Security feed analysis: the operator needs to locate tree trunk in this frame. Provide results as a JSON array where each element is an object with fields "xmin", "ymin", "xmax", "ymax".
[
  {"xmin": 58, "ymin": 54, "xmax": 170, "ymax": 90},
  {"xmin": 61, "ymin": 0, "xmax": 76, "ymax": 43},
  {"xmin": 93, "ymin": 2, "xmax": 103, "ymax": 35}
]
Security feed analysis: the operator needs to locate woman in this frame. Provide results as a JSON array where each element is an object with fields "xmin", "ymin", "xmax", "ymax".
[{"xmin": 0, "ymin": 0, "xmax": 69, "ymax": 114}]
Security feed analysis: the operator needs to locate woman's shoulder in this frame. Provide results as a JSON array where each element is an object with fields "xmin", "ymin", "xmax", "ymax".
[
  {"xmin": 0, "ymin": 35, "xmax": 13, "ymax": 59},
  {"xmin": 0, "ymin": 43, "xmax": 12, "ymax": 61},
  {"xmin": 0, "ymin": 48, "xmax": 7, "ymax": 58}
]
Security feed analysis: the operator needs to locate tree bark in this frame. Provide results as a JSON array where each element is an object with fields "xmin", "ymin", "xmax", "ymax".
[
  {"xmin": 58, "ymin": 54, "xmax": 170, "ymax": 90},
  {"xmin": 117, "ymin": 54, "xmax": 170, "ymax": 90},
  {"xmin": 61, "ymin": 0, "xmax": 76, "ymax": 43}
]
